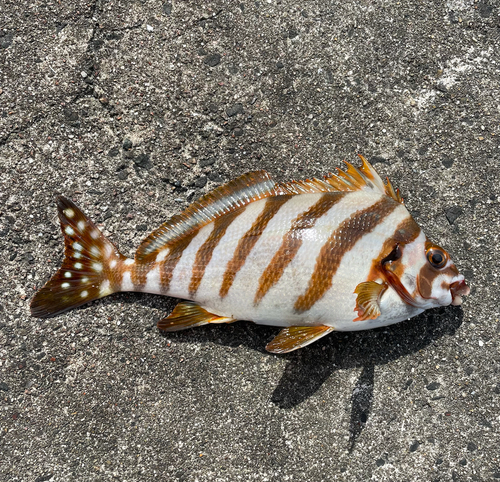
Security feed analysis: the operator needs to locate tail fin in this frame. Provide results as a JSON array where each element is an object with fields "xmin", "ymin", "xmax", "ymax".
[{"xmin": 31, "ymin": 196, "xmax": 126, "ymax": 318}]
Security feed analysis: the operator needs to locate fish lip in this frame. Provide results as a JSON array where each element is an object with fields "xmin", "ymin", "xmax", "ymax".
[{"xmin": 450, "ymin": 280, "xmax": 470, "ymax": 306}]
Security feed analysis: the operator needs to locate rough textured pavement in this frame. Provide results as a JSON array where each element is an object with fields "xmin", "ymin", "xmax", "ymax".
[{"xmin": 1, "ymin": 1, "xmax": 500, "ymax": 480}]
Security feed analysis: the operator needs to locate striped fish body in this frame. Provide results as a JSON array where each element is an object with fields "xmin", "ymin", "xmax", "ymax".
[
  {"xmin": 31, "ymin": 156, "xmax": 470, "ymax": 353},
  {"xmin": 157, "ymin": 191, "xmax": 421, "ymax": 331}
]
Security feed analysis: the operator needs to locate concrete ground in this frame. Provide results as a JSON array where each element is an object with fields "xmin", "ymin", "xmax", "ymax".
[{"xmin": 1, "ymin": 0, "xmax": 499, "ymax": 480}]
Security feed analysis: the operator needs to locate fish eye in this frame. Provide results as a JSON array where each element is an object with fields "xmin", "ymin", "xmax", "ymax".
[
  {"xmin": 426, "ymin": 248, "xmax": 447, "ymax": 269},
  {"xmin": 382, "ymin": 244, "xmax": 402, "ymax": 265}
]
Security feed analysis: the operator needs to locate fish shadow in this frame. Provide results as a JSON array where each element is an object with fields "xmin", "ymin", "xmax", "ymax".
[
  {"xmin": 269, "ymin": 307, "xmax": 464, "ymax": 408},
  {"xmin": 116, "ymin": 294, "xmax": 463, "ymax": 451},
  {"xmin": 138, "ymin": 295, "xmax": 463, "ymax": 407},
  {"xmin": 265, "ymin": 306, "xmax": 463, "ymax": 451}
]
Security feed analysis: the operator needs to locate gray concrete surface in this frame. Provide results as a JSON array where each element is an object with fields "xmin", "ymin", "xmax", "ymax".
[{"xmin": 1, "ymin": 0, "xmax": 499, "ymax": 480}]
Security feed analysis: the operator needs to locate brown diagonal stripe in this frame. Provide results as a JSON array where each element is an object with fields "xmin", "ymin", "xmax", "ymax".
[
  {"xmin": 189, "ymin": 208, "xmax": 243, "ymax": 296},
  {"xmin": 294, "ymin": 197, "xmax": 399, "ymax": 313},
  {"xmin": 160, "ymin": 230, "xmax": 199, "ymax": 291},
  {"xmin": 367, "ymin": 216, "xmax": 421, "ymax": 281},
  {"xmin": 220, "ymin": 195, "xmax": 292, "ymax": 299},
  {"xmin": 254, "ymin": 192, "xmax": 345, "ymax": 305},
  {"xmin": 130, "ymin": 260, "xmax": 154, "ymax": 289}
]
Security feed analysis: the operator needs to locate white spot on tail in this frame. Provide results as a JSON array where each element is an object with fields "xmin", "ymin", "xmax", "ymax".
[
  {"xmin": 61, "ymin": 282, "xmax": 70, "ymax": 289},
  {"xmin": 64, "ymin": 208, "xmax": 75, "ymax": 218},
  {"xmin": 121, "ymin": 271, "xmax": 134, "ymax": 291},
  {"xmin": 81, "ymin": 277, "xmax": 89, "ymax": 283},
  {"xmin": 124, "ymin": 258, "xmax": 134, "ymax": 266},
  {"xmin": 74, "ymin": 262, "xmax": 83, "ymax": 270},
  {"xmin": 65, "ymin": 226, "xmax": 75, "ymax": 236},
  {"xmin": 155, "ymin": 248, "xmax": 170, "ymax": 262},
  {"xmin": 92, "ymin": 262, "xmax": 103, "ymax": 272},
  {"xmin": 100, "ymin": 280, "xmax": 111, "ymax": 296},
  {"xmin": 73, "ymin": 242, "xmax": 83, "ymax": 251},
  {"xmin": 104, "ymin": 244, "xmax": 113, "ymax": 258},
  {"xmin": 81, "ymin": 290, "xmax": 89, "ymax": 298},
  {"xmin": 77, "ymin": 221, "xmax": 86, "ymax": 232},
  {"xmin": 74, "ymin": 252, "xmax": 82, "ymax": 259},
  {"xmin": 90, "ymin": 246, "xmax": 100, "ymax": 257},
  {"xmin": 109, "ymin": 259, "xmax": 117, "ymax": 269},
  {"xmin": 64, "ymin": 271, "xmax": 72, "ymax": 278},
  {"xmin": 91, "ymin": 229, "xmax": 100, "ymax": 239}
]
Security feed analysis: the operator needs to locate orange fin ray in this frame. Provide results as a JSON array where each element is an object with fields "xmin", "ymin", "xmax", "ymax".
[
  {"xmin": 353, "ymin": 281, "xmax": 388, "ymax": 322},
  {"xmin": 266, "ymin": 325, "xmax": 334, "ymax": 354},
  {"xmin": 136, "ymin": 171, "xmax": 280, "ymax": 262},
  {"xmin": 324, "ymin": 154, "xmax": 404, "ymax": 204},
  {"xmin": 157, "ymin": 302, "xmax": 235, "ymax": 332},
  {"xmin": 385, "ymin": 176, "xmax": 403, "ymax": 204},
  {"xmin": 31, "ymin": 196, "xmax": 125, "ymax": 318}
]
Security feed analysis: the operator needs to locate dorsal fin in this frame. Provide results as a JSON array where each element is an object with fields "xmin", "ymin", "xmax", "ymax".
[
  {"xmin": 136, "ymin": 157, "xmax": 402, "ymax": 262},
  {"xmin": 324, "ymin": 155, "xmax": 403, "ymax": 203},
  {"xmin": 136, "ymin": 170, "xmax": 280, "ymax": 262},
  {"xmin": 279, "ymin": 177, "xmax": 338, "ymax": 194}
]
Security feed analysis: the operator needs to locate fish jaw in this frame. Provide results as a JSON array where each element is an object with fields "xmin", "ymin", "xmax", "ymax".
[{"xmin": 450, "ymin": 278, "xmax": 470, "ymax": 306}]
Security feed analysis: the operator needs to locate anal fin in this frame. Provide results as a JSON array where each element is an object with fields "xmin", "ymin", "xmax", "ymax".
[
  {"xmin": 158, "ymin": 302, "xmax": 235, "ymax": 332},
  {"xmin": 266, "ymin": 326, "xmax": 334, "ymax": 354},
  {"xmin": 353, "ymin": 281, "xmax": 387, "ymax": 322}
]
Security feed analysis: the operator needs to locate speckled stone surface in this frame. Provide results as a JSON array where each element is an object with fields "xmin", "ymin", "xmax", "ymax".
[{"xmin": 1, "ymin": 1, "xmax": 499, "ymax": 480}]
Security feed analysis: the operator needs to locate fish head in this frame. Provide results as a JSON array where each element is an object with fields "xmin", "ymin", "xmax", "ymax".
[
  {"xmin": 414, "ymin": 239, "xmax": 470, "ymax": 307},
  {"xmin": 380, "ymin": 231, "xmax": 470, "ymax": 309}
]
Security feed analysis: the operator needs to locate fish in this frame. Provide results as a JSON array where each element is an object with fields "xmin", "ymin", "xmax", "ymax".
[{"xmin": 31, "ymin": 155, "xmax": 470, "ymax": 353}]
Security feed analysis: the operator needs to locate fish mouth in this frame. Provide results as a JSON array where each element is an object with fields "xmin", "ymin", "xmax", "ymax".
[{"xmin": 450, "ymin": 280, "xmax": 470, "ymax": 306}]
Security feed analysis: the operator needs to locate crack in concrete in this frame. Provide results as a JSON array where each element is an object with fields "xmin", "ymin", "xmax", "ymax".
[{"xmin": 69, "ymin": 2, "xmax": 142, "ymax": 117}]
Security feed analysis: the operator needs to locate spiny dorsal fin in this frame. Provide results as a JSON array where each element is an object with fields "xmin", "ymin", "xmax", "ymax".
[
  {"xmin": 265, "ymin": 326, "xmax": 334, "ymax": 354},
  {"xmin": 279, "ymin": 177, "xmax": 338, "ymax": 195},
  {"xmin": 31, "ymin": 196, "xmax": 125, "ymax": 318},
  {"xmin": 324, "ymin": 155, "xmax": 403, "ymax": 203},
  {"xmin": 136, "ymin": 170, "xmax": 280, "ymax": 262},
  {"xmin": 136, "ymin": 157, "xmax": 402, "ymax": 262},
  {"xmin": 157, "ymin": 301, "xmax": 234, "ymax": 331}
]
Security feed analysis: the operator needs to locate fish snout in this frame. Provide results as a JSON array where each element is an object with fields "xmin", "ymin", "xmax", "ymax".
[{"xmin": 450, "ymin": 279, "xmax": 470, "ymax": 306}]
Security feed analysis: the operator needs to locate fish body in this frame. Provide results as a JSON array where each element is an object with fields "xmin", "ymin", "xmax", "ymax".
[
  {"xmin": 162, "ymin": 190, "xmax": 418, "ymax": 331},
  {"xmin": 31, "ymin": 156, "xmax": 469, "ymax": 353}
]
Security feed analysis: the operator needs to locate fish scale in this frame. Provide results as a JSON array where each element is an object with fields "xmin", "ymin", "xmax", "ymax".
[{"xmin": 31, "ymin": 156, "xmax": 470, "ymax": 353}]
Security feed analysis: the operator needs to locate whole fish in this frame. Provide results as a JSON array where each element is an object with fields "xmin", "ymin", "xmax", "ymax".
[{"xmin": 31, "ymin": 156, "xmax": 470, "ymax": 353}]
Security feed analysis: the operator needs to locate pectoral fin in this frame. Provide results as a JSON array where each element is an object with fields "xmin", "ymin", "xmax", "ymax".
[
  {"xmin": 158, "ymin": 302, "xmax": 235, "ymax": 331},
  {"xmin": 266, "ymin": 326, "xmax": 334, "ymax": 354},
  {"xmin": 353, "ymin": 281, "xmax": 387, "ymax": 322}
]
